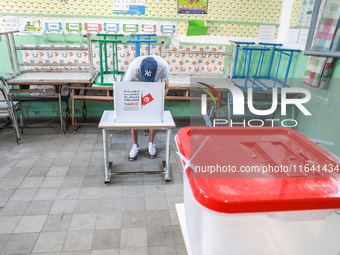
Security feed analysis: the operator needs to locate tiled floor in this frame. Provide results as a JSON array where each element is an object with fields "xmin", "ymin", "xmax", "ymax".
[{"xmin": 0, "ymin": 124, "xmax": 186, "ymax": 255}]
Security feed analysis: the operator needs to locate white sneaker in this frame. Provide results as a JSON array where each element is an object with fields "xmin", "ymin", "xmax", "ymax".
[
  {"xmin": 128, "ymin": 144, "xmax": 140, "ymax": 161},
  {"xmin": 147, "ymin": 142, "xmax": 157, "ymax": 159}
]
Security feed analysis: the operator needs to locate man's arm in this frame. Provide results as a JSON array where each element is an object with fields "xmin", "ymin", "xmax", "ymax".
[
  {"xmin": 161, "ymin": 78, "xmax": 169, "ymax": 97},
  {"xmin": 164, "ymin": 79, "xmax": 169, "ymax": 97}
]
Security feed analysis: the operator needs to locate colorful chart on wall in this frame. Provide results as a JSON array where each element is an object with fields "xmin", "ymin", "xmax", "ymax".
[
  {"xmin": 121, "ymin": 21, "xmax": 139, "ymax": 34},
  {"xmin": 65, "ymin": 20, "xmax": 83, "ymax": 34},
  {"xmin": 159, "ymin": 23, "xmax": 177, "ymax": 36},
  {"xmin": 103, "ymin": 21, "xmax": 120, "ymax": 34},
  {"xmin": 44, "ymin": 19, "xmax": 63, "ymax": 34},
  {"xmin": 21, "ymin": 18, "xmax": 43, "ymax": 34},
  {"xmin": 178, "ymin": 0, "xmax": 208, "ymax": 14},
  {"xmin": 84, "ymin": 20, "xmax": 103, "ymax": 34},
  {"xmin": 298, "ymin": 0, "xmax": 314, "ymax": 27},
  {"xmin": 140, "ymin": 22, "xmax": 157, "ymax": 34},
  {"xmin": 113, "ymin": 0, "xmax": 146, "ymax": 15}
]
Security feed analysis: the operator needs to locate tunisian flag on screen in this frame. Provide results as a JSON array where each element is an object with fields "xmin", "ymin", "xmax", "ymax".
[{"xmin": 142, "ymin": 93, "xmax": 154, "ymax": 105}]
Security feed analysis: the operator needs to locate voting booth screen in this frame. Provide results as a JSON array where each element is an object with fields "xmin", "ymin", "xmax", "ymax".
[{"xmin": 114, "ymin": 82, "xmax": 165, "ymax": 123}]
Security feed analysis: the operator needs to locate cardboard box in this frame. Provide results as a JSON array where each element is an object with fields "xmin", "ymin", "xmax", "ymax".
[{"xmin": 114, "ymin": 81, "xmax": 164, "ymax": 123}]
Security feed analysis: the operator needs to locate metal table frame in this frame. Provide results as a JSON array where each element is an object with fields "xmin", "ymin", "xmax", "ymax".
[{"xmin": 99, "ymin": 110, "xmax": 175, "ymax": 184}]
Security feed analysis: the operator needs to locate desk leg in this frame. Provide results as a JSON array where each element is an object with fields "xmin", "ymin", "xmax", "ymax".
[
  {"xmin": 58, "ymin": 87, "xmax": 65, "ymax": 134},
  {"xmin": 165, "ymin": 129, "xmax": 172, "ymax": 182},
  {"xmin": 103, "ymin": 129, "xmax": 110, "ymax": 183},
  {"xmin": 227, "ymin": 91, "xmax": 231, "ymax": 127}
]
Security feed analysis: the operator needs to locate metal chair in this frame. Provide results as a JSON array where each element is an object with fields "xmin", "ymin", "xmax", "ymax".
[{"xmin": 0, "ymin": 78, "xmax": 25, "ymax": 144}]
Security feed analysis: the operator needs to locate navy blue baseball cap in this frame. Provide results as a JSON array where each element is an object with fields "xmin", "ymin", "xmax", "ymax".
[{"xmin": 141, "ymin": 57, "xmax": 158, "ymax": 82}]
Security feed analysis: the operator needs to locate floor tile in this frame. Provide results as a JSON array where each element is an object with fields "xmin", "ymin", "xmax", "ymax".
[
  {"xmin": 79, "ymin": 187, "xmax": 102, "ymax": 199},
  {"xmin": 14, "ymin": 215, "xmax": 47, "ymax": 233},
  {"xmin": 145, "ymin": 197, "xmax": 169, "ymax": 210},
  {"xmin": 120, "ymin": 247, "xmax": 148, "ymax": 255},
  {"xmin": 27, "ymin": 167, "xmax": 50, "ymax": 177},
  {"xmin": 69, "ymin": 213, "xmax": 97, "ymax": 230},
  {"xmin": 41, "ymin": 177, "xmax": 65, "ymax": 188},
  {"xmin": 0, "ymin": 201, "xmax": 30, "ymax": 216},
  {"xmin": 91, "ymin": 229, "xmax": 121, "ymax": 250},
  {"xmin": 0, "ymin": 177, "xmax": 23, "ymax": 189},
  {"xmin": 2, "ymin": 232, "xmax": 39, "ymax": 255},
  {"xmin": 5, "ymin": 167, "xmax": 30, "ymax": 178},
  {"xmin": 50, "ymin": 200, "xmax": 77, "ymax": 215},
  {"xmin": 0, "ymin": 216, "xmax": 22, "ymax": 234},
  {"xmin": 10, "ymin": 188, "xmax": 37, "ymax": 201},
  {"xmin": 33, "ymin": 187, "xmax": 60, "ymax": 201},
  {"xmin": 57, "ymin": 187, "xmax": 81, "ymax": 200},
  {"xmin": 74, "ymin": 199, "xmax": 100, "ymax": 214},
  {"xmin": 42, "ymin": 214, "xmax": 72, "ymax": 232},
  {"xmin": 62, "ymin": 176, "xmax": 85, "ymax": 188},
  {"xmin": 25, "ymin": 200, "xmax": 54, "ymax": 215},
  {"xmin": 120, "ymin": 227, "xmax": 147, "ymax": 248},
  {"xmin": 123, "ymin": 185, "xmax": 144, "ymax": 198},
  {"xmin": 121, "ymin": 211, "xmax": 146, "ymax": 228},
  {"xmin": 148, "ymin": 245, "xmax": 178, "ymax": 255},
  {"xmin": 62, "ymin": 230, "xmax": 94, "ymax": 252},
  {"xmin": 90, "ymin": 249, "xmax": 119, "ymax": 255},
  {"xmin": 147, "ymin": 226, "xmax": 175, "ymax": 246},
  {"xmin": 98, "ymin": 197, "xmax": 123, "ymax": 213},
  {"xmin": 47, "ymin": 166, "xmax": 69, "ymax": 177},
  {"xmin": 33, "ymin": 231, "xmax": 67, "ymax": 253},
  {"xmin": 0, "ymin": 188, "xmax": 16, "ymax": 201},
  {"xmin": 19, "ymin": 177, "xmax": 44, "ymax": 189},
  {"xmin": 144, "ymin": 185, "xmax": 166, "ymax": 197},
  {"xmin": 0, "ymin": 234, "xmax": 11, "ymax": 253},
  {"xmin": 146, "ymin": 210, "xmax": 172, "ymax": 227},
  {"xmin": 122, "ymin": 197, "xmax": 145, "ymax": 212},
  {"xmin": 95, "ymin": 212, "xmax": 122, "ymax": 229}
]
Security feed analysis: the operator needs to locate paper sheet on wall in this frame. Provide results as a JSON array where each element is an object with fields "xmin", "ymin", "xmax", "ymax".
[
  {"xmin": 287, "ymin": 29, "xmax": 300, "ymax": 44},
  {"xmin": 84, "ymin": 20, "xmax": 103, "ymax": 34},
  {"xmin": 298, "ymin": 0, "xmax": 314, "ymax": 27},
  {"xmin": 44, "ymin": 19, "xmax": 63, "ymax": 34},
  {"xmin": 298, "ymin": 29, "xmax": 309, "ymax": 44},
  {"xmin": 113, "ymin": 0, "xmax": 145, "ymax": 15},
  {"xmin": 103, "ymin": 21, "xmax": 120, "ymax": 34},
  {"xmin": 22, "ymin": 18, "xmax": 43, "ymax": 34},
  {"xmin": 177, "ymin": 0, "xmax": 208, "ymax": 14},
  {"xmin": 258, "ymin": 25, "xmax": 276, "ymax": 39}
]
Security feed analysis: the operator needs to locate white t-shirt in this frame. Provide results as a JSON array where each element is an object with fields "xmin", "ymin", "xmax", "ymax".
[{"xmin": 123, "ymin": 55, "xmax": 169, "ymax": 82}]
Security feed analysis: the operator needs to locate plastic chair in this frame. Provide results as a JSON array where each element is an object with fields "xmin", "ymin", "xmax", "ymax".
[{"xmin": 0, "ymin": 78, "xmax": 25, "ymax": 144}]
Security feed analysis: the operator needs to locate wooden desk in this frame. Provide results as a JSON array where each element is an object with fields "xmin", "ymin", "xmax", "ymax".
[
  {"xmin": 6, "ymin": 71, "xmax": 96, "ymax": 133},
  {"xmin": 98, "ymin": 110, "xmax": 176, "ymax": 183}
]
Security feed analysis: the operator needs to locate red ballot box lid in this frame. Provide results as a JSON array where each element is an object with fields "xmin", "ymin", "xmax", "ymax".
[{"xmin": 176, "ymin": 127, "xmax": 340, "ymax": 214}]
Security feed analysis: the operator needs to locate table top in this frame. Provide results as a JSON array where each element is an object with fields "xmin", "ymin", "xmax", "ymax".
[
  {"xmin": 99, "ymin": 110, "xmax": 176, "ymax": 129},
  {"xmin": 6, "ymin": 72, "xmax": 96, "ymax": 85}
]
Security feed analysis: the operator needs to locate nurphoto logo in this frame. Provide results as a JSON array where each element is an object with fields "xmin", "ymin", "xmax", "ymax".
[{"xmin": 200, "ymin": 83, "xmax": 312, "ymax": 127}]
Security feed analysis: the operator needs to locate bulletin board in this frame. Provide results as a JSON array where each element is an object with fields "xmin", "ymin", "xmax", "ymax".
[{"xmin": 0, "ymin": 0, "xmax": 283, "ymax": 37}]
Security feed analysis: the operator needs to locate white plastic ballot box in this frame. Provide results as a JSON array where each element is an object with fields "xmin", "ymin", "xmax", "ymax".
[{"xmin": 114, "ymin": 82, "xmax": 164, "ymax": 123}]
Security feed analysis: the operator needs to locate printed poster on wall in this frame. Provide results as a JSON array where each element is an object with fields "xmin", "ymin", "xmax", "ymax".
[
  {"xmin": 22, "ymin": 18, "xmax": 43, "ymax": 34},
  {"xmin": 178, "ymin": 0, "xmax": 208, "ymax": 14},
  {"xmin": 103, "ymin": 21, "xmax": 120, "ymax": 34},
  {"xmin": 298, "ymin": 0, "xmax": 314, "ymax": 27},
  {"xmin": 65, "ymin": 20, "xmax": 83, "ymax": 34},
  {"xmin": 113, "ymin": 0, "xmax": 145, "ymax": 15},
  {"xmin": 84, "ymin": 21, "xmax": 103, "ymax": 34},
  {"xmin": 159, "ymin": 23, "xmax": 177, "ymax": 36},
  {"xmin": 44, "ymin": 19, "xmax": 63, "ymax": 34},
  {"xmin": 140, "ymin": 22, "xmax": 157, "ymax": 34},
  {"xmin": 121, "ymin": 21, "xmax": 139, "ymax": 35}
]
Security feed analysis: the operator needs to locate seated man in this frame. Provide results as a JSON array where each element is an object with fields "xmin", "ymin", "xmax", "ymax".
[{"xmin": 123, "ymin": 55, "xmax": 170, "ymax": 161}]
